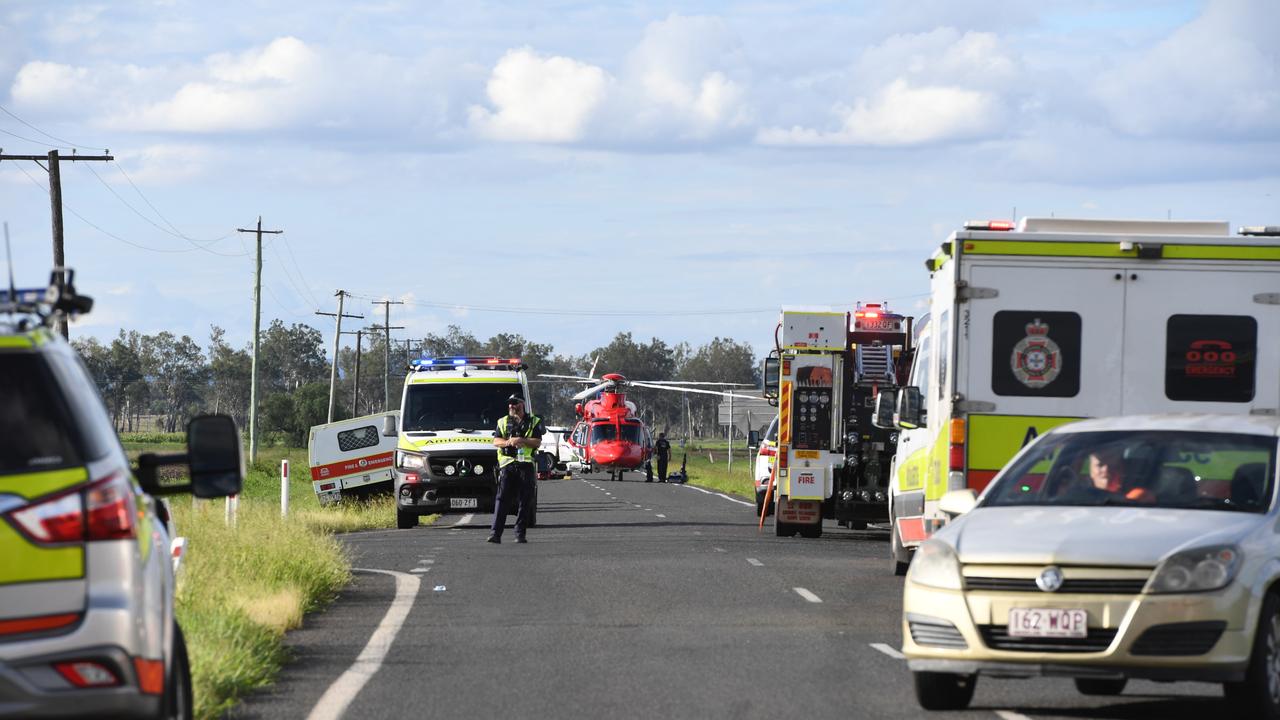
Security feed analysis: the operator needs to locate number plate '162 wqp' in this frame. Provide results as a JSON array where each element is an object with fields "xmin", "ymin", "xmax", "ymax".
[{"xmin": 1008, "ymin": 608, "xmax": 1088, "ymax": 639}]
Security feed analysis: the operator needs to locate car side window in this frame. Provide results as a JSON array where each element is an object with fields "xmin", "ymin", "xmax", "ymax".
[
  {"xmin": 47, "ymin": 352, "xmax": 121, "ymax": 462},
  {"xmin": 0, "ymin": 354, "xmax": 83, "ymax": 474}
]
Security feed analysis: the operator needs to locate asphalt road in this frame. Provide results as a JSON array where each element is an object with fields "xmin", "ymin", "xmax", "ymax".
[{"xmin": 232, "ymin": 477, "xmax": 1232, "ymax": 720}]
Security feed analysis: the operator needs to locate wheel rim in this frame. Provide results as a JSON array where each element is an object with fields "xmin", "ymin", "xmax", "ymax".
[{"xmin": 1265, "ymin": 613, "xmax": 1280, "ymax": 704}]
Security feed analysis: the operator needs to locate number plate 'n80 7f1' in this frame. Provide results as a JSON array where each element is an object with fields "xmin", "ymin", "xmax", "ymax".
[
  {"xmin": 450, "ymin": 498, "xmax": 478, "ymax": 509},
  {"xmin": 1008, "ymin": 608, "xmax": 1088, "ymax": 638}
]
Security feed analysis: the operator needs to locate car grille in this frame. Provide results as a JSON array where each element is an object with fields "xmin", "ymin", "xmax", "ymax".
[
  {"xmin": 1131, "ymin": 621, "xmax": 1227, "ymax": 656},
  {"xmin": 907, "ymin": 614, "xmax": 968, "ymax": 650},
  {"xmin": 427, "ymin": 452, "xmax": 497, "ymax": 480},
  {"xmin": 964, "ymin": 577, "xmax": 1148, "ymax": 594},
  {"xmin": 978, "ymin": 625, "xmax": 1117, "ymax": 653}
]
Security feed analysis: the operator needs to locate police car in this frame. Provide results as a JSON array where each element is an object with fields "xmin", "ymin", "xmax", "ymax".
[{"xmin": 0, "ymin": 271, "xmax": 243, "ymax": 719}]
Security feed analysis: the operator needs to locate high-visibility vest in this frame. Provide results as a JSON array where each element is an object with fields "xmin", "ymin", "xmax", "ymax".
[{"xmin": 497, "ymin": 414, "xmax": 541, "ymax": 466}]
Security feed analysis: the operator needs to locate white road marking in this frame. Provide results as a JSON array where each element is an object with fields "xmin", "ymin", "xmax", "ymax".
[
  {"xmin": 451, "ymin": 514, "xmax": 473, "ymax": 527},
  {"xmin": 678, "ymin": 483, "xmax": 754, "ymax": 507},
  {"xmin": 307, "ymin": 568, "xmax": 420, "ymax": 720},
  {"xmin": 747, "ymin": 558, "xmax": 763, "ymax": 567},
  {"xmin": 713, "ymin": 547, "xmax": 726, "ymax": 553},
  {"xmin": 645, "ymin": 508, "xmax": 652, "ymax": 511},
  {"xmin": 655, "ymin": 513, "xmax": 667, "ymax": 518},
  {"xmin": 421, "ymin": 559, "xmax": 434, "ymax": 564},
  {"xmin": 409, "ymin": 567, "xmax": 430, "ymax": 574},
  {"xmin": 869, "ymin": 643, "xmax": 903, "ymax": 659},
  {"xmin": 995, "ymin": 712, "xmax": 1033, "ymax": 720},
  {"xmin": 793, "ymin": 587, "xmax": 823, "ymax": 603}
]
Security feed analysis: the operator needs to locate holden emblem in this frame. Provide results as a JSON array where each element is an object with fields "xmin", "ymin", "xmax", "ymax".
[
  {"xmin": 1012, "ymin": 318, "xmax": 1062, "ymax": 389},
  {"xmin": 1036, "ymin": 566, "xmax": 1065, "ymax": 593}
]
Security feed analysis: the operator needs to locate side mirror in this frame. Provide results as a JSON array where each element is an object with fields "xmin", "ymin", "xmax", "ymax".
[
  {"xmin": 748, "ymin": 429, "xmax": 761, "ymax": 449},
  {"xmin": 382, "ymin": 414, "xmax": 398, "ymax": 437},
  {"xmin": 135, "ymin": 414, "xmax": 244, "ymax": 498},
  {"xmin": 762, "ymin": 356, "xmax": 780, "ymax": 399},
  {"xmin": 939, "ymin": 488, "xmax": 977, "ymax": 517},
  {"xmin": 872, "ymin": 389, "xmax": 897, "ymax": 429},
  {"xmin": 896, "ymin": 386, "xmax": 926, "ymax": 429}
]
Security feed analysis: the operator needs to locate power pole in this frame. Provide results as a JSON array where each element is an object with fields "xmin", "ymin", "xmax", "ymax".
[
  {"xmin": 317, "ymin": 291, "xmax": 362, "ymax": 423},
  {"xmin": 236, "ymin": 217, "xmax": 282, "ymax": 465},
  {"xmin": 0, "ymin": 148, "xmax": 114, "ymax": 339},
  {"xmin": 370, "ymin": 299, "xmax": 404, "ymax": 411},
  {"xmin": 340, "ymin": 329, "xmax": 367, "ymax": 416}
]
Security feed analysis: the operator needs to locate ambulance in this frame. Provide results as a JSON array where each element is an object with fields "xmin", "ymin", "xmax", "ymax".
[
  {"xmin": 308, "ymin": 412, "xmax": 398, "ymax": 506},
  {"xmin": 884, "ymin": 218, "xmax": 1280, "ymax": 574},
  {"xmin": 383, "ymin": 356, "xmax": 539, "ymax": 530}
]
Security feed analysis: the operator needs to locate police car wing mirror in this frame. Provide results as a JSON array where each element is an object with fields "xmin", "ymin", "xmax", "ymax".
[
  {"xmin": 939, "ymin": 488, "xmax": 977, "ymax": 517},
  {"xmin": 896, "ymin": 386, "xmax": 925, "ymax": 429},
  {"xmin": 187, "ymin": 414, "xmax": 245, "ymax": 499},
  {"xmin": 872, "ymin": 389, "xmax": 897, "ymax": 429},
  {"xmin": 383, "ymin": 414, "xmax": 398, "ymax": 437}
]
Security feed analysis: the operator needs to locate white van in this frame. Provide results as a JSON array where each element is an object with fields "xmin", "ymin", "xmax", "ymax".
[
  {"xmin": 885, "ymin": 218, "xmax": 1280, "ymax": 574},
  {"xmin": 308, "ymin": 411, "xmax": 398, "ymax": 505}
]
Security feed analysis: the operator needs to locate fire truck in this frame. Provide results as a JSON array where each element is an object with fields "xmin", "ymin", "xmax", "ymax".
[{"xmin": 761, "ymin": 303, "xmax": 913, "ymax": 537}]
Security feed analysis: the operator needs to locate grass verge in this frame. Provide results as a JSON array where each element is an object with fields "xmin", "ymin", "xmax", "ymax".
[
  {"xmin": 121, "ymin": 436, "xmax": 422, "ymax": 719},
  {"xmin": 670, "ymin": 447, "xmax": 757, "ymax": 500}
]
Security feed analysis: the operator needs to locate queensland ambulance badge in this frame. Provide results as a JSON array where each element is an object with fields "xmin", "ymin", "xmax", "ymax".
[{"xmin": 1011, "ymin": 318, "xmax": 1062, "ymax": 388}]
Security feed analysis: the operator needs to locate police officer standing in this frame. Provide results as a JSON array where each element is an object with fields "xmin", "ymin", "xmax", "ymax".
[
  {"xmin": 653, "ymin": 431, "xmax": 672, "ymax": 483},
  {"xmin": 489, "ymin": 394, "xmax": 545, "ymax": 544}
]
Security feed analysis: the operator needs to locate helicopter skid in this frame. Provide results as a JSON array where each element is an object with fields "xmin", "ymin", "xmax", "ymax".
[{"xmin": 576, "ymin": 466, "xmax": 651, "ymax": 482}]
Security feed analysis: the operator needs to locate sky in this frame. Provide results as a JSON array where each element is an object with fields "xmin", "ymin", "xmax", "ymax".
[{"xmin": 1, "ymin": 0, "xmax": 1277, "ymax": 360}]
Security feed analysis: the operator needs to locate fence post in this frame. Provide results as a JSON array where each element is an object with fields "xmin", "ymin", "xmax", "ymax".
[
  {"xmin": 281, "ymin": 459, "xmax": 290, "ymax": 518},
  {"xmin": 225, "ymin": 493, "xmax": 238, "ymax": 528}
]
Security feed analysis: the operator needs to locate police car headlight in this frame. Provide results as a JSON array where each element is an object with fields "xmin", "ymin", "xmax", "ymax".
[
  {"xmin": 444, "ymin": 464, "xmax": 456, "ymax": 476},
  {"xmin": 908, "ymin": 540, "xmax": 962, "ymax": 590},
  {"xmin": 1146, "ymin": 545, "xmax": 1240, "ymax": 594},
  {"xmin": 397, "ymin": 451, "xmax": 426, "ymax": 471},
  {"xmin": 473, "ymin": 464, "xmax": 485, "ymax": 475}
]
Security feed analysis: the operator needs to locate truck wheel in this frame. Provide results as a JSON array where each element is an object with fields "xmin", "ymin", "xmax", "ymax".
[
  {"xmin": 912, "ymin": 671, "xmax": 976, "ymax": 711},
  {"xmin": 799, "ymin": 522, "xmax": 822, "ymax": 539},
  {"xmin": 1225, "ymin": 592, "xmax": 1280, "ymax": 717},
  {"xmin": 396, "ymin": 508, "xmax": 418, "ymax": 529},
  {"xmin": 163, "ymin": 623, "xmax": 193, "ymax": 720},
  {"xmin": 1074, "ymin": 678, "xmax": 1127, "ymax": 696},
  {"xmin": 891, "ymin": 527, "xmax": 911, "ymax": 576},
  {"xmin": 773, "ymin": 515, "xmax": 796, "ymax": 537}
]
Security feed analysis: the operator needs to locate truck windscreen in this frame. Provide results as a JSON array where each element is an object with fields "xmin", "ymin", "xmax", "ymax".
[{"xmin": 403, "ymin": 383, "xmax": 515, "ymax": 432}]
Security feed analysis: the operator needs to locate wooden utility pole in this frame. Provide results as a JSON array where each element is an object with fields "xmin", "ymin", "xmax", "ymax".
[
  {"xmin": 0, "ymin": 149, "xmax": 114, "ymax": 338},
  {"xmin": 317, "ymin": 291, "xmax": 363, "ymax": 423},
  {"xmin": 370, "ymin": 299, "xmax": 404, "ymax": 411},
  {"xmin": 340, "ymin": 328, "xmax": 367, "ymax": 416},
  {"xmin": 236, "ymin": 217, "xmax": 282, "ymax": 465}
]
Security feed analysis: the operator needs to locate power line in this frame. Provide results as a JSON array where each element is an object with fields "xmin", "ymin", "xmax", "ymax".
[
  {"xmin": 0, "ymin": 104, "xmax": 101, "ymax": 151},
  {"xmin": 274, "ymin": 232, "xmax": 322, "ymax": 308},
  {"xmin": 112, "ymin": 162, "xmax": 235, "ymax": 247}
]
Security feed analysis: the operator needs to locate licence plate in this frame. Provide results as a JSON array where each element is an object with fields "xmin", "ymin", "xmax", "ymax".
[
  {"xmin": 1008, "ymin": 608, "xmax": 1088, "ymax": 638},
  {"xmin": 450, "ymin": 498, "xmax": 478, "ymax": 509}
]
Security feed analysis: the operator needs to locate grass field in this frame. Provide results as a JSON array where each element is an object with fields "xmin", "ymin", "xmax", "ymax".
[
  {"xmin": 667, "ymin": 445, "xmax": 758, "ymax": 500},
  {"xmin": 122, "ymin": 437, "xmax": 413, "ymax": 719}
]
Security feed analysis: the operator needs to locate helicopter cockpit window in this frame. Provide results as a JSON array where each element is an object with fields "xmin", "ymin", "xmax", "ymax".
[
  {"xmin": 403, "ymin": 383, "xmax": 513, "ymax": 432},
  {"xmin": 620, "ymin": 424, "xmax": 643, "ymax": 443},
  {"xmin": 590, "ymin": 423, "xmax": 616, "ymax": 443}
]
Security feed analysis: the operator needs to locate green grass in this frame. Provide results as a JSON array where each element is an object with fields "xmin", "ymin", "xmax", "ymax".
[
  {"xmin": 122, "ymin": 435, "xmax": 421, "ymax": 719},
  {"xmin": 665, "ymin": 446, "xmax": 757, "ymax": 499}
]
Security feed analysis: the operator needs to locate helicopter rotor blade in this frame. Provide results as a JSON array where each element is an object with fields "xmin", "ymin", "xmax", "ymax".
[
  {"xmin": 628, "ymin": 381, "xmax": 759, "ymax": 401},
  {"xmin": 538, "ymin": 374, "xmax": 596, "ymax": 382},
  {"xmin": 629, "ymin": 380, "xmax": 755, "ymax": 387},
  {"xmin": 572, "ymin": 380, "xmax": 616, "ymax": 402}
]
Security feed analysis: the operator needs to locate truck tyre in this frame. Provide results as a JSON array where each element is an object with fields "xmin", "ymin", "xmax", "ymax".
[
  {"xmin": 912, "ymin": 671, "xmax": 976, "ymax": 711},
  {"xmin": 799, "ymin": 522, "xmax": 822, "ymax": 539},
  {"xmin": 1074, "ymin": 678, "xmax": 1127, "ymax": 696},
  {"xmin": 396, "ymin": 508, "xmax": 418, "ymax": 529},
  {"xmin": 891, "ymin": 527, "xmax": 911, "ymax": 576},
  {"xmin": 1225, "ymin": 592, "xmax": 1280, "ymax": 717},
  {"xmin": 163, "ymin": 622, "xmax": 193, "ymax": 720},
  {"xmin": 773, "ymin": 514, "xmax": 796, "ymax": 538}
]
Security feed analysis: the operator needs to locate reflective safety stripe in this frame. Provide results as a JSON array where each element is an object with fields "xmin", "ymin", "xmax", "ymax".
[
  {"xmin": 497, "ymin": 415, "xmax": 541, "ymax": 467},
  {"xmin": 408, "ymin": 377, "xmax": 520, "ymax": 385},
  {"xmin": 0, "ymin": 467, "xmax": 89, "ymax": 500},
  {"xmin": 0, "ymin": 335, "xmax": 36, "ymax": 349},
  {"xmin": 962, "ymin": 239, "xmax": 1280, "ymax": 262},
  {"xmin": 0, "ymin": 522, "xmax": 84, "ymax": 584},
  {"xmin": 966, "ymin": 414, "xmax": 1083, "ymax": 473}
]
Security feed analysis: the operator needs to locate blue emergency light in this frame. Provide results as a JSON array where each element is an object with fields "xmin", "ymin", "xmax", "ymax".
[{"xmin": 409, "ymin": 356, "xmax": 525, "ymax": 371}]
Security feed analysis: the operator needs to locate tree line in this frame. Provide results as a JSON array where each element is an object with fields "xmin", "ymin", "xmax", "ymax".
[{"xmin": 73, "ymin": 321, "xmax": 761, "ymax": 446}]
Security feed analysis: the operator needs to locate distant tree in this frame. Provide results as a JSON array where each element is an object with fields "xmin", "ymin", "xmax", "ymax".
[
  {"xmin": 208, "ymin": 325, "xmax": 251, "ymax": 428},
  {"xmin": 258, "ymin": 320, "xmax": 329, "ymax": 395},
  {"xmin": 417, "ymin": 325, "xmax": 482, "ymax": 358},
  {"xmin": 676, "ymin": 337, "xmax": 759, "ymax": 437},
  {"xmin": 148, "ymin": 332, "xmax": 208, "ymax": 432}
]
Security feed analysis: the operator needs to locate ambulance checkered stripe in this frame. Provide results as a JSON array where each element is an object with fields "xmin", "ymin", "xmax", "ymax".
[{"xmin": 338, "ymin": 425, "xmax": 380, "ymax": 452}]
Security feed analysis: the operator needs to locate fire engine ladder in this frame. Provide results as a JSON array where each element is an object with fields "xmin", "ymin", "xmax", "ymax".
[{"xmin": 854, "ymin": 344, "xmax": 895, "ymax": 386}]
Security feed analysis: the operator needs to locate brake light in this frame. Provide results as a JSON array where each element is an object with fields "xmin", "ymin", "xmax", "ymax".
[
  {"xmin": 0, "ymin": 612, "xmax": 80, "ymax": 637},
  {"xmin": 85, "ymin": 473, "xmax": 136, "ymax": 541},
  {"xmin": 53, "ymin": 660, "xmax": 121, "ymax": 688},
  {"xmin": 8, "ymin": 491, "xmax": 83, "ymax": 544},
  {"xmin": 948, "ymin": 418, "xmax": 966, "ymax": 472}
]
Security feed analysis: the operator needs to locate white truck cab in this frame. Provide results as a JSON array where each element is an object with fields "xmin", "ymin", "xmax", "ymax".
[
  {"xmin": 385, "ymin": 356, "xmax": 538, "ymax": 529},
  {"xmin": 884, "ymin": 218, "xmax": 1280, "ymax": 574}
]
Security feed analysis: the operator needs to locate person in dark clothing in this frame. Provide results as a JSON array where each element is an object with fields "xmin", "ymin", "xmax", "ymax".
[
  {"xmin": 489, "ymin": 394, "xmax": 545, "ymax": 544},
  {"xmin": 653, "ymin": 432, "xmax": 672, "ymax": 483}
]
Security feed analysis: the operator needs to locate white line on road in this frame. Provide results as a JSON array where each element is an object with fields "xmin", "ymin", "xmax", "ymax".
[
  {"xmin": 307, "ymin": 568, "xmax": 420, "ymax": 720},
  {"xmin": 869, "ymin": 643, "xmax": 903, "ymax": 659},
  {"xmin": 451, "ymin": 514, "xmax": 473, "ymax": 527},
  {"xmin": 409, "ymin": 567, "xmax": 430, "ymax": 574},
  {"xmin": 713, "ymin": 547, "xmax": 726, "ymax": 553},
  {"xmin": 995, "ymin": 712, "xmax": 1033, "ymax": 720},
  {"xmin": 747, "ymin": 558, "xmax": 763, "ymax": 567},
  {"xmin": 793, "ymin": 587, "xmax": 823, "ymax": 603},
  {"xmin": 678, "ymin": 483, "xmax": 754, "ymax": 507},
  {"xmin": 655, "ymin": 513, "xmax": 667, "ymax": 518}
]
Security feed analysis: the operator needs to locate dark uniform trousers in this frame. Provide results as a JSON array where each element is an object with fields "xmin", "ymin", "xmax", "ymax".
[
  {"xmin": 492, "ymin": 461, "xmax": 534, "ymax": 538},
  {"xmin": 656, "ymin": 455, "xmax": 669, "ymax": 483}
]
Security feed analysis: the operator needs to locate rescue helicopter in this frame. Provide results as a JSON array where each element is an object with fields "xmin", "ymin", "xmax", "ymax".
[{"xmin": 540, "ymin": 372, "xmax": 757, "ymax": 481}]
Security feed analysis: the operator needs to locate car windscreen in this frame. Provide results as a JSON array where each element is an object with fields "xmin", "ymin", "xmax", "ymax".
[
  {"xmin": 0, "ymin": 354, "xmax": 84, "ymax": 475},
  {"xmin": 402, "ymin": 383, "xmax": 514, "ymax": 432},
  {"xmin": 982, "ymin": 430, "xmax": 1277, "ymax": 513}
]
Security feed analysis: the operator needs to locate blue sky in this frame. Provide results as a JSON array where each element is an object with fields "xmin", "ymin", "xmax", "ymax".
[{"xmin": 1, "ymin": 0, "xmax": 1276, "ymax": 359}]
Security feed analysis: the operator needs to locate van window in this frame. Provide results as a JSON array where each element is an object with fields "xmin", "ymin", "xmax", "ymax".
[
  {"xmin": 912, "ymin": 335, "xmax": 932, "ymax": 401},
  {"xmin": 937, "ymin": 309, "xmax": 950, "ymax": 401},
  {"xmin": 0, "ymin": 354, "xmax": 83, "ymax": 474},
  {"xmin": 764, "ymin": 415, "xmax": 779, "ymax": 443},
  {"xmin": 338, "ymin": 425, "xmax": 380, "ymax": 452},
  {"xmin": 1165, "ymin": 315, "xmax": 1256, "ymax": 403},
  {"xmin": 991, "ymin": 311, "xmax": 1081, "ymax": 398}
]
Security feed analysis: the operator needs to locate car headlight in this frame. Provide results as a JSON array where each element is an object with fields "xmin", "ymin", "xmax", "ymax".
[
  {"xmin": 473, "ymin": 464, "xmax": 485, "ymax": 475},
  {"xmin": 907, "ymin": 540, "xmax": 963, "ymax": 590},
  {"xmin": 444, "ymin": 464, "xmax": 456, "ymax": 476},
  {"xmin": 397, "ymin": 451, "xmax": 426, "ymax": 471},
  {"xmin": 1146, "ymin": 545, "xmax": 1241, "ymax": 594}
]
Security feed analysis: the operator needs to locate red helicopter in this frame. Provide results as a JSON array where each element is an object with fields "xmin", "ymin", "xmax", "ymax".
[{"xmin": 542, "ymin": 372, "xmax": 756, "ymax": 481}]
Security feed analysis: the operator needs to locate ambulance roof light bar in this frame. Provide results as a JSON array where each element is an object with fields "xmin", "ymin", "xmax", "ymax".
[
  {"xmin": 409, "ymin": 356, "xmax": 524, "ymax": 371},
  {"xmin": 1239, "ymin": 226, "xmax": 1280, "ymax": 237},
  {"xmin": 963, "ymin": 220, "xmax": 1016, "ymax": 231}
]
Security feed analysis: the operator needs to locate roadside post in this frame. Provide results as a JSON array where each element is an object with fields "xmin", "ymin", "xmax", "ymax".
[
  {"xmin": 281, "ymin": 459, "xmax": 290, "ymax": 518},
  {"xmin": 225, "ymin": 493, "xmax": 238, "ymax": 528}
]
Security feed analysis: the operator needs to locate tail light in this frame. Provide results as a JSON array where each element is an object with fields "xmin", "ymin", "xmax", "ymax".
[
  {"xmin": 6, "ymin": 471, "xmax": 134, "ymax": 545},
  {"xmin": 53, "ymin": 660, "xmax": 121, "ymax": 688},
  {"xmin": 948, "ymin": 418, "xmax": 966, "ymax": 473},
  {"xmin": 759, "ymin": 446, "xmax": 776, "ymax": 458}
]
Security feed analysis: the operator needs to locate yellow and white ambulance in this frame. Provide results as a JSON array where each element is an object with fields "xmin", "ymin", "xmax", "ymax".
[{"xmin": 885, "ymin": 217, "xmax": 1280, "ymax": 574}]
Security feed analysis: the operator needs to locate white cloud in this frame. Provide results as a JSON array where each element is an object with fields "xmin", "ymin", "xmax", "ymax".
[
  {"xmin": 10, "ymin": 61, "xmax": 94, "ymax": 109},
  {"xmin": 468, "ymin": 48, "xmax": 609, "ymax": 143}
]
